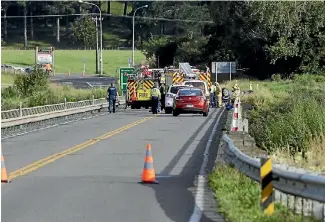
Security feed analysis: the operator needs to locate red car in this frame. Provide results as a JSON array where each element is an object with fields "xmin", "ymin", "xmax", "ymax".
[{"xmin": 172, "ymin": 87, "xmax": 209, "ymax": 117}]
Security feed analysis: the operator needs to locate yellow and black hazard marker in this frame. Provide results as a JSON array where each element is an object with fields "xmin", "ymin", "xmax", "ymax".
[
  {"xmin": 143, "ymin": 80, "xmax": 154, "ymax": 89},
  {"xmin": 173, "ymin": 72, "xmax": 184, "ymax": 84},
  {"xmin": 207, "ymin": 72, "xmax": 211, "ymax": 88},
  {"xmin": 260, "ymin": 157, "xmax": 274, "ymax": 215},
  {"xmin": 127, "ymin": 81, "xmax": 136, "ymax": 100},
  {"xmin": 199, "ymin": 72, "xmax": 208, "ymax": 81}
]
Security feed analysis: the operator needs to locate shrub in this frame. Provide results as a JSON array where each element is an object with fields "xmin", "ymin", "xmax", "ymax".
[
  {"xmin": 249, "ymin": 84, "xmax": 325, "ymax": 157},
  {"xmin": 14, "ymin": 65, "xmax": 49, "ymax": 96}
]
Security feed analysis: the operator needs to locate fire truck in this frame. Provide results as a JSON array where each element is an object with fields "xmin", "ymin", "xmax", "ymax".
[
  {"xmin": 164, "ymin": 63, "xmax": 211, "ymax": 91},
  {"xmin": 126, "ymin": 66, "xmax": 163, "ymax": 109}
]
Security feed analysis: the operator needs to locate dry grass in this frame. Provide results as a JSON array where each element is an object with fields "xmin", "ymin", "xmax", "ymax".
[
  {"xmin": 226, "ymin": 76, "xmax": 325, "ymax": 173},
  {"xmin": 271, "ymin": 134, "xmax": 325, "ymax": 173}
]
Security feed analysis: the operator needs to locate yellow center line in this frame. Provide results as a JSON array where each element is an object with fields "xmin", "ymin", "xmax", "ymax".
[{"xmin": 8, "ymin": 116, "xmax": 154, "ymax": 180}]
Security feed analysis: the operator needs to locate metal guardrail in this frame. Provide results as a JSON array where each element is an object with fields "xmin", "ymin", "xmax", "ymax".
[
  {"xmin": 222, "ymin": 134, "xmax": 325, "ymax": 203},
  {"xmin": 220, "ymin": 95, "xmax": 325, "ymax": 220},
  {"xmin": 1, "ymin": 96, "xmax": 126, "ymax": 138},
  {"xmin": 1, "ymin": 96, "xmax": 124, "ymax": 120}
]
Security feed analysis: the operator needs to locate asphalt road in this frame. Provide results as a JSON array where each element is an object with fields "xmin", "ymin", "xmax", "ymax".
[
  {"xmin": 50, "ymin": 74, "xmax": 118, "ymax": 89},
  {"xmin": 2, "ymin": 108, "xmax": 226, "ymax": 222}
]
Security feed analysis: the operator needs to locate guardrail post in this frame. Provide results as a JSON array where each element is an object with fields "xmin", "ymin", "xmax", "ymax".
[
  {"xmin": 19, "ymin": 102, "xmax": 23, "ymax": 117},
  {"xmin": 19, "ymin": 102, "xmax": 23, "ymax": 130},
  {"xmin": 64, "ymin": 98, "xmax": 67, "ymax": 109},
  {"xmin": 92, "ymin": 95, "xmax": 95, "ymax": 105},
  {"xmin": 260, "ymin": 157, "xmax": 274, "ymax": 215}
]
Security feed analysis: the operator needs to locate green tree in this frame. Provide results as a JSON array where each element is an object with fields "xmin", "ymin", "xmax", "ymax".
[{"xmin": 68, "ymin": 16, "xmax": 96, "ymax": 49}]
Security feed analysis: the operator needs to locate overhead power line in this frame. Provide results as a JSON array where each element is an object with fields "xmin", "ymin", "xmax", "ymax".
[{"xmin": 1, "ymin": 13, "xmax": 214, "ymax": 24}]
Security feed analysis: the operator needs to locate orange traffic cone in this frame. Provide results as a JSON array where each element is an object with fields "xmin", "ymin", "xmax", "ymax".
[
  {"xmin": 139, "ymin": 144, "xmax": 159, "ymax": 184},
  {"xmin": 1, "ymin": 152, "xmax": 10, "ymax": 183}
]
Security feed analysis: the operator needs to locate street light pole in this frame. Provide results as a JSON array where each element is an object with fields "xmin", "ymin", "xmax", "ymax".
[
  {"xmin": 132, "ymin": 5, "xmax": 148, "ymax": 66},
  {"xmin": 79, "ymin": 0, "xmax": 103, "ymax": 76}
]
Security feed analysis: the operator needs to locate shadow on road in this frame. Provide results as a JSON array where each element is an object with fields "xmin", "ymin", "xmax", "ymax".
[{"xmin": 141, "ymin": 108, "xmax": 228, "ymax": 222}]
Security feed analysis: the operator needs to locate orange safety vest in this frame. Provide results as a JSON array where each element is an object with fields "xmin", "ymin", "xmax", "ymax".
[{"xmin": 45, "ymin": 64, "xmax": 51, "ymax": 70}]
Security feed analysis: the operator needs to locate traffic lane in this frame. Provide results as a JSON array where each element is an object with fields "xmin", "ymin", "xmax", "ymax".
[
  {"xmin": 50, "ymin": 77, "xmax": 118, "ymax": 89},
  {"xmin": 1, "ymin": 109, "xmax": 222, "ymax": 222},
  {"xmin": 1, "ymin": 109, "xmax": 152, "ymax": 174}
]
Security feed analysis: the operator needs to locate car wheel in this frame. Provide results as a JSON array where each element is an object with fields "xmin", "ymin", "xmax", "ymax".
[
  {"xmin": 172, "ymin": 110, "xmax": 179, "ymax": 116},
  {"xmin": 203, "ymin": 111, "xmax": 208, "ymax": 117}
]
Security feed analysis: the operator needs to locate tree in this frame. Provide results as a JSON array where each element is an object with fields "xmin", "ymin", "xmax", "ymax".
[{"xmin": 68, "ymin": 16, "xmax": 96, "ymax": 49}]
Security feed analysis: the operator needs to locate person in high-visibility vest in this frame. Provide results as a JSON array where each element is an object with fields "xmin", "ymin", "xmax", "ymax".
[
  {"xmin": 209, "ymin": 83, "xmax": 216, "ymax": 108},
  {"xmin": 231, "ymin": 83, "xmax": 241, "ymax": 104},
  {"xmin": 215, "ymin": 82, "xmax": 222, "ymax": 108},
  {"xmin": 150, "ymin": 84, "xmax": 161, "ymax": 114},
  {"xmin": 159, "ymin": 83, "xmax": 166, "ymax": 111}
]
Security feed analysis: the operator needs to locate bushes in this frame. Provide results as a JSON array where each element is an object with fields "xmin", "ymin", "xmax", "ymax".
[
  {"xmin": 248, "ymin": 75, "xmax": 325, "ymax": 158},
  {"xmin": 1, "ymin": 68, "xmax": 107, "ymax": 110}
]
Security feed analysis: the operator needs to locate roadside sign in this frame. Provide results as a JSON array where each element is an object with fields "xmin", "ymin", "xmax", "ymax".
[
  {"xmin": 211, "ymin": 62, "xmax": 236, "ymax": 74},
  {"xmin": 211, "ymin": 61, "xmax": 236, "ymax": 82},
  {"xmin": 35, "ymin": 47, "xmax": 54, "ymax": 65},
  {"xmin": 83, "ymin": 57, "xmax": 86, "ymax": 63},
  {"xmin": 119, "ymin": 67, "xmax": 135, "ymax": 92}
]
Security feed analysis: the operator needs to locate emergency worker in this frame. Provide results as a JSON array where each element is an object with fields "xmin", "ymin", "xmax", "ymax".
[
  {"xmin": 45, "ymin": 63, "xmax": 51, "ymax": 74},
  {"xmin": 150, "ymin": 84, "xmax": 161, "ymax": 114},
  {"xmin": 159, "ymin": 83, "xmax": 166, "ymax": 111},
  {"xmin": 209, "ymin": 83, "xmax": 216, "ymax": 107},
  {"xmin": 107, "ymin": 83, "xmax": 117, "ymax": 113},
  {"xmin": 231, "ymin": 83, "xmax": 241, "ymax": 104},
  {"xmin": 215, "ymin": 82, "xmax": 222, "ymax": 108}
]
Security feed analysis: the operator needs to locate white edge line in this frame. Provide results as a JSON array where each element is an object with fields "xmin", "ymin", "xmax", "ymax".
[{"xmin": 188, "ymin": 107, "xmax": 225, "ymax": 222}]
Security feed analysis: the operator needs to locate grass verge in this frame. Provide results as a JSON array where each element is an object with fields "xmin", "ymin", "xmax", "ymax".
[
  {"xmin": 1, "ymin": 50, "xmax": 146, "ymax": 76},
  {"xmin": 2, "ymin": 84, "xmax": 107, "ymax": 111},
  {"xmin": 1, "ymin": 71, "xmax": 109, "ymax": 111},
  {"xmin": 1, "ymin": 73, "xmax": 16, "ymax": 84},
  {"xmin": 209, "ymin": 165, "xmax": 319, "ymax": 222}
]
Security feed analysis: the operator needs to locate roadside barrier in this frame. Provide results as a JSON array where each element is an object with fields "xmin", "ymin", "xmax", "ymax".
[
  {"xmin": 260, "ymin": 157, "xmax": 275, "ymax": 215},
  {"xmin": 221, "ymin": 95, "xmax": 325, "ymax": 220},
  {"xmin": 230, "ymin": 97, "xmax": 240, "ymax": 131},
  {"xmin": 1, "ymin": 97, "xmax": 126, "ymax": 135}
]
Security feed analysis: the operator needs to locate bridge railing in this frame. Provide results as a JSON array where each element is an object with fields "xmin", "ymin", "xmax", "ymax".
[
  {"xmin": 1, "ymin": 96, "xmax": 126, "ymax": 137},
  {"xmin": 1, "ymin": 96, "xmax": 125, "ymax": 120}
]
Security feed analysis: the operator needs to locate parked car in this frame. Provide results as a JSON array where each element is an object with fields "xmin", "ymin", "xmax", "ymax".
[
  {"xmin": 172, "ymin": 87, "xmax": 209, "ymax": 117},
  {"xmin": 164, "ymin": 84, "xmax": 191, "ymax": 114}
]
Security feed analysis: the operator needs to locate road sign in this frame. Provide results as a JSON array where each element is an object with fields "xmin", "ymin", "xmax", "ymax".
[
  {"xmin": 83, "ymin": 57, "xmax": 86, "ymax": 63},
  {"xmin": 35, "ymin": 47, "xmax": 54, "ymax": 65},
  {"xmin": 119, "ymin": 67, "xmax": 135, "ymax": 92},
  {"xmin": 211, "ymin": 62, "xmax": 236, "ymax": 74}
]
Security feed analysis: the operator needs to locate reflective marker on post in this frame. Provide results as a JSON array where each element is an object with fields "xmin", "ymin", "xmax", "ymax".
[{"xmin": 260, "ymin": 157, "xmax": 274, "ymax": 215}]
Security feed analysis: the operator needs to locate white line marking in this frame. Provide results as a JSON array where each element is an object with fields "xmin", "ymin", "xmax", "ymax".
[{"xmin": 188, "ymin": 108, "xmax": 225, "ymax": 222}]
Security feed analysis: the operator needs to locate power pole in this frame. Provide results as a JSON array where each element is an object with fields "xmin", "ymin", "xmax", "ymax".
[{"xmin": 92, "ymin": 16, "xmax": 99, "ymax": 74}]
